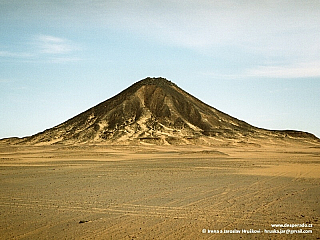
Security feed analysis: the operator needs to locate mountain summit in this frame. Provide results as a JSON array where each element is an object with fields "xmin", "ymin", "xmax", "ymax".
[{"xmin": 17, "ymin": 77, "xmax": 318, "ymax": 145}]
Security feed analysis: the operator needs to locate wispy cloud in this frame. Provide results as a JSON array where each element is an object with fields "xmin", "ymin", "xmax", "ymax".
[
  {"xmin": 2, "ymin": 1, "xmax": 320, "ymax": 71},
  {"xmin": 94, "ymin": 1, "xmax": 320, "ymax": 52},
  {"xmin": 202, "ymin": 61, "xmax": 320, "ymax": 79},
  {"xmin": 36, "ymin": 35, "xmax": 79, "ymax": 54},
  {"xmin": 11, "ymin": 1, "xmax": 319, "ymax": 58},
  {"xmin": 0, "ymin": 35, "xmax": 81, "ymax": 63},
  {"xmin": 84, "ymin": 1, "xmax": 320, "ymax": 79},
  {"xmin": 244, "ymin": 62, "xmax": 320, "ymax": 79}
]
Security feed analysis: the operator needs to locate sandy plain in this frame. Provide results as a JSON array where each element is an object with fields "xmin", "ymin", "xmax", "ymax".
[{"xmin": 0, "ymin": 142, "xmax": 319, "ymax": 239}]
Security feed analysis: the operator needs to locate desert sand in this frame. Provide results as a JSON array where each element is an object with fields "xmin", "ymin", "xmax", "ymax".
[{"xmin": 0, "ymin": 142, "xmax": 319, "ymax": 239}]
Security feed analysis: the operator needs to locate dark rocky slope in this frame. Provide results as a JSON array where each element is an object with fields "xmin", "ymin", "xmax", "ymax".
[{"xmin": 7, "ymin": 77, "xmax": 319, "ymax": 145}]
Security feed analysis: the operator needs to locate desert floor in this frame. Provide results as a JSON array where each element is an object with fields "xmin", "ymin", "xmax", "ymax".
[{"xmin": 0, "ymin": 142, "xmax": 319, "ymax": 239}]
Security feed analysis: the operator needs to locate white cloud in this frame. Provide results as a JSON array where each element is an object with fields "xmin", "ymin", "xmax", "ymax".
[
  {"xmin": 14, "ymin": 1, "xmax": 319, "ymax": 54},
  {"xmin": 2, "ymin": 1, "xmax": 320, "ymax": 69},
  {"xmin": 80, "ymin": 0, "xmax": 320, "ymax": 78},
  {"xmin": 203, "ymin": 61, "xmax": 320, "ymax": 79},
  {"xmin": 0, "ymin": 35, "xmax": 81, "ymax": 63},
  {"xmin": 95, "ymin": 1, "xmax": 320, "ymax": 51},
  {"xmin": 36, "ymin": 35, "xmax": 79, "ymax": 54},
  {"xmin": 4, "ymin": 1, "xmax": 320, "ymax": 57},
  {"xmin": 244, "ymin": 61, "xmax": 320, "ymax": 78}
]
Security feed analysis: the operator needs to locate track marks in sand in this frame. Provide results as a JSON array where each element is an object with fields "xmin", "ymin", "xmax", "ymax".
[{"xmin": 1, "ymin": 145, "xmax": 320, "ymax": 239}]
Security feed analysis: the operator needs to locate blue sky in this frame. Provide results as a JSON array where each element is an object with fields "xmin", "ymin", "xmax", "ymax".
[{"xmin": 1, "ymin": 0, "xmax": 320, "ymax": 139}]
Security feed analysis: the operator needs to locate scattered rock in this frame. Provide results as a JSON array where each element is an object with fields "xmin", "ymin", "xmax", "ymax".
[{"xmin": 79, "ymin": 220, "xmax": 89, "ymax": 224}]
